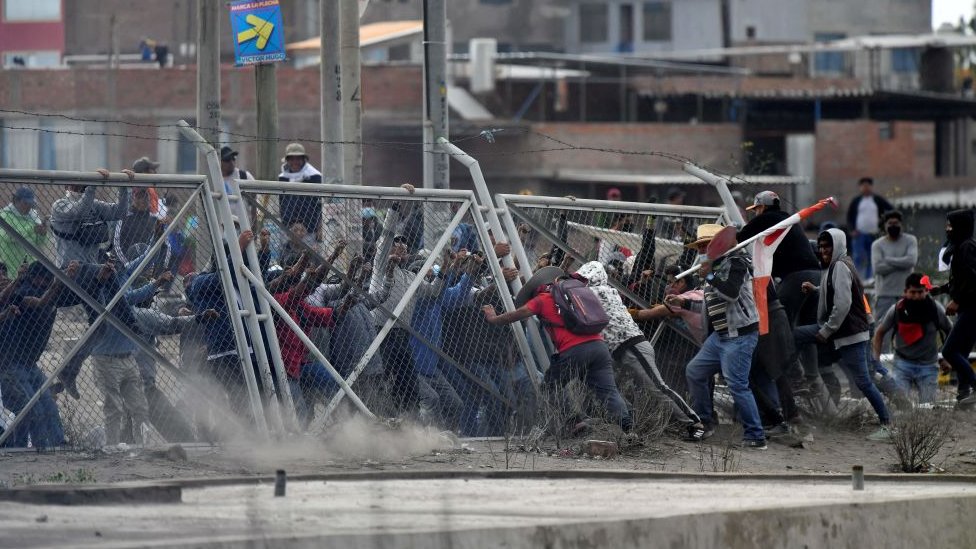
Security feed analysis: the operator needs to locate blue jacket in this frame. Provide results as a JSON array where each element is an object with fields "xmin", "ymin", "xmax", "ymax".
[
  {"xmin": 409, "ymin": 273, "xmax": 474, "ymax": 377},
  {"xmin": 186, "ymin": 271, "xmax": 239, "ymax": 359}
]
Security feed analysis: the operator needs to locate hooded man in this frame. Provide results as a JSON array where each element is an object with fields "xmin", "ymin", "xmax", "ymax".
[
  {"xmin": 576, "ymin": 260, "xmax": 705, "ymax": 441},
  {"xmin": 931, "ymin": 209, "xmax": 976, "ymax": 405},
  {"xmin": 795, "ymin": 228, "xmax": 891, "ymax": 440}
]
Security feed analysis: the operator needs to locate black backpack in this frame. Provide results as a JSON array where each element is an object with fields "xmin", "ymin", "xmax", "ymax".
[{"xmin": 549, "ymin": 275, "xmax": 610, "ymax": 335}]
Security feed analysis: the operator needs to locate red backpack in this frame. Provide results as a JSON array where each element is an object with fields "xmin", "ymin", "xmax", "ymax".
[{"xmin": 549, "ymin": 275, "xmax": 610, "ymax": 335}]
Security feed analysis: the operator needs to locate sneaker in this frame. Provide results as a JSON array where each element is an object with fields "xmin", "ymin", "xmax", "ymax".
[
  {"xmin": 764, "ymin": 422, "xmax": 791, "ymax": 438},
  {"xmin": 683, "ymin": 423, "xmax": 707, "ymax": 442},
  {"xmin": 957, "ymin": 392, "xmax": 976, "ymax": 406},
  {"xmin": 866, "ymin": 426, "xmax": 894, "ymax": 442},
  {"xmin": 741, "ymin": 438, "xmax": 768, "ymax": 450}
]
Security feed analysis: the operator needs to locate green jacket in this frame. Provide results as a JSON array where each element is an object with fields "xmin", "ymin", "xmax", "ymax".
[{"xmin": 0, "ymin": 204, "xmax": 47, "ymax": 275}]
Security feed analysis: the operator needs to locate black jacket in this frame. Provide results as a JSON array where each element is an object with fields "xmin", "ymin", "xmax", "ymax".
[
  {"xmin": 846, "ymin": 194, "xmax": 894, "ymax": 234},
  {"xmin": 738, "ymin": 208, "xmax": 820, "ymax": 279},
  {"xmin": 945, "ymin": 209, "xmax": 976, "ymax": 311}
]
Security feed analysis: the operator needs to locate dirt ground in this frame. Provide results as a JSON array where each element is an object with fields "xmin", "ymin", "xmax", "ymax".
[{"xmin": 3, "ymin": 403, "xmax": 976, "ymax": 488}]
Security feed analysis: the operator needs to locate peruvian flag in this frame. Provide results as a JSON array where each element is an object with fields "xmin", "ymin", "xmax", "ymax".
[{"xmin": 750, "ymin": 197, "xmax": 837, "ymax": 335}]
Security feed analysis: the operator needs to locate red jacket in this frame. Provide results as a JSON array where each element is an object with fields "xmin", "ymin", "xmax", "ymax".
[{"xmin": 273, "ymin": 290, "xmax": 334, "ymax": 379}]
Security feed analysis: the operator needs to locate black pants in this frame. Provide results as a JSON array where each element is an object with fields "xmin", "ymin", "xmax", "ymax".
[{"xmin": 380, "ymin": 328, "xmax": 422, "ymax": 414}]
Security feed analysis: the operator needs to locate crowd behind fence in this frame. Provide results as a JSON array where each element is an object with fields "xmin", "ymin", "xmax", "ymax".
[{"xmin": 0, "ymin": 159, "xmax": 733, "ymax": 450}]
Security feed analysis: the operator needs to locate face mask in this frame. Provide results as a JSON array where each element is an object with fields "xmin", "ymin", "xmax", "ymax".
[
  {"xmin": 886, "ymin": 225, "xmax": 901, "ymax": 238},
  {"xmin": 697, "ymin": 253, "xmax": 709, "ymax": 265}
]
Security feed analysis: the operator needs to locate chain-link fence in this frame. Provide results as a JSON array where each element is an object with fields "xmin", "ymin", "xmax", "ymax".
[
  {"xmin": 495, "ymin": 194, "xmax": 729, "ymax": 397},
  {"xmin": 0, "ymin": 169, "xmax": 265, "ymax": 450},
  {"xmin": 236, "ymin": 179, "xmax": 538, "ymax": 438},
  {"xmin": 0, "ymin": 162, "xmax": 741, "ymax": 452}
]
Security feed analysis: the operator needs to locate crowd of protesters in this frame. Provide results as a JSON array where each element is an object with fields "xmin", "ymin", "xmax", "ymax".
[{"xmin": 1, "ymin": 154, "xmax": 974, "ymax": 454}]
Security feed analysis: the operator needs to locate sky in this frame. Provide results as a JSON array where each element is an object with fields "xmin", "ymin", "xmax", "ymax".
[{"xmin": 933, "ymin": 0, "xmax": 973, "ymax": 29}]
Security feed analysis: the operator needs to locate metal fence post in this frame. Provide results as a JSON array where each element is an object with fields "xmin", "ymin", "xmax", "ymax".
[
  {"xmin": 437, "ymin": 137, "xmax": 548, "ymax": 382},
  {"xmin": 683, "ymin": 162, "xmax": 745, "ymax": 227},
  {"xmin": 178, "ymin": 121, "xmax": 274, "ymax": 436}
]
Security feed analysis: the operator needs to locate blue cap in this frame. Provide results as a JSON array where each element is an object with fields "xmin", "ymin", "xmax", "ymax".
[
  {"xmin": 361, "ymin": 207, "xmax": 377, "ymax": 219},
  {"xmin": 13, "ymin": 187, "xmax": 35, "ymax": 205}
]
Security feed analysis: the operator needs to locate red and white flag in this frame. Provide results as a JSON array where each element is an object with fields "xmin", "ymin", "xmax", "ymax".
[{"xmin": 751, "ymin": 197, "xmax": 837, "ymax": 335}]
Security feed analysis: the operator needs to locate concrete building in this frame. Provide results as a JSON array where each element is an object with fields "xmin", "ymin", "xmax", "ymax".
[{"xmin": 0, "ymin": 0, "xmax": 65, "ymax": 68}]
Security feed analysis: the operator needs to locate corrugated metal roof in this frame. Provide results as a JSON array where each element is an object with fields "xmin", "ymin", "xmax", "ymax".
[
  {"xmin": 286, "ymin": 20, "xmax": 423, "ymax": 52},
  {"xmin": 637, "ymin": 32, "xmax": 976, "ymax": 61},
  {"xmin": 894, "ymin": 188, "xmax": 976, "ymax": 209}
]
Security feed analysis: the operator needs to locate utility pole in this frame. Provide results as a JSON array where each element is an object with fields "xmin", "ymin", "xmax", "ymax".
[
  {"xmin": 422, "ymin": 0, "xmax": 449, "ymax": 191},
  {"xmin": 321, "ymin": 0, "xmax": 343, "ymax": 185},
  {"xmin": 254, "ymin": 65, "xmax": 278, "ymax": 182},
  {"xmin": 422, "ymin": 0, "xmax": 449, "ymax": 248},
  {"xmin": 340, "ymin": 0, "xmax": 362, "ymax": 185},
  {"xmin": 196, "ymin": 0, "xmax": 221, "ymax": 173}
]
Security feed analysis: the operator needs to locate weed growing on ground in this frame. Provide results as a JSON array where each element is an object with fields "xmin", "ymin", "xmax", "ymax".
[{"xmin": 891, "ymin": 408, "xmax": 954, "ymax": 473}]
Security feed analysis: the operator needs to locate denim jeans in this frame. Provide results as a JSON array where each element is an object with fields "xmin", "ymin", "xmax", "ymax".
[
  {"xmin": 686, "ymin": 331, "xmax": 764, "ymax": 441},
  {"xmin": 851, "ymin": 233, "xmax": 875, "ymax": 279},
  {"xmin": 891, "ymin": 357, "xmax": 939, "ymax": 404},
  {"xmin": 942, "ymin": 309, "xmax": 976, "ymax": 395},
  {"xmin": 794, "ymin": 325, "xmax": 890, "ymax": 424},
  {"xmin": 0, "ymin": 364, "xmax": 65, "ymax": 448}
]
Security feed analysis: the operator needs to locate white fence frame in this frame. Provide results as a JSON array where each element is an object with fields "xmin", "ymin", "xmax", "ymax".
[
  {"xmin": 0, "ymin": 169, "xmax": 266, "ymax": 445},
  {"xmin": 234, "ymin": 178, "xmax": 539, "ymax": 432}
]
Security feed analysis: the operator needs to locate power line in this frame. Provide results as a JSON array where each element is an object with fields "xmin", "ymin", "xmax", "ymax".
[{"xmin": 0, "ymin": 113, "xmax": 767, "ymax": 187}]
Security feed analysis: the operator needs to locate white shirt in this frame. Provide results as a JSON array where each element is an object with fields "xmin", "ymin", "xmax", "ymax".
[{"xmin": 856, "ymin": 196, "xmax": 879, "ymax": 234}]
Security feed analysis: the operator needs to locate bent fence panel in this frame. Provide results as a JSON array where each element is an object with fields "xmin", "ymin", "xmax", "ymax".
[
  {"xmin": 0, "ymin": 170, "xmax": 268, "ymax": 451},
  {"xmin": 495, "ymin": 194, "xmax": 730, "ymax": 397},
  {"xmin": 236, "ymin": 180, "xmax": 539, "ymax": 438}
]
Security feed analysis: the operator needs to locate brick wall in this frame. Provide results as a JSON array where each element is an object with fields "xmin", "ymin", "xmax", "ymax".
[{"xmin": 815, "ymin": 120, "xmax": 935, "ymax": 214}]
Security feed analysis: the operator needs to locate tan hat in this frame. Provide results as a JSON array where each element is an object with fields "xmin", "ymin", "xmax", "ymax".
[
  {"xmin": 281, "ymin": 142, "xmax": 307, "ymax": 162},
  {"xmin": 685, "ymin": 224, "xmax": 724, "ymax": 248}
]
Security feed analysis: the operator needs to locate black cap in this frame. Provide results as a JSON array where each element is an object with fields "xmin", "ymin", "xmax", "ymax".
[
  {"xmin": 220, "ymin": 146, "xmax": 239, "ymax": 162},
  {"xmin": 666, "ymin": 186, "xmax": 685, "ymax": 200}
]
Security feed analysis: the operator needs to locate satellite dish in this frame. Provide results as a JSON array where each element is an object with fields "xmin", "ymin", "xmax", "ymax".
[{"xmin": 360, "ymin": 0, "xmax": 370, "ymax": 18}]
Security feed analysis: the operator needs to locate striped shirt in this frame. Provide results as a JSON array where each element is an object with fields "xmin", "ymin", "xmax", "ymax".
[{"xmin": 705, "ymin": 288, "xmax": 730, "ymax": 335}]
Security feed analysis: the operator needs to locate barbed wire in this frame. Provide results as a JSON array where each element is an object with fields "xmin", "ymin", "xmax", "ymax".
[
  {"xmin": 0, "ymin": 109, "xmax": 767, "ymax": 188},
  {"xmin": 0, "ymin": 108, "xmax": 496, "ymax": 145}
]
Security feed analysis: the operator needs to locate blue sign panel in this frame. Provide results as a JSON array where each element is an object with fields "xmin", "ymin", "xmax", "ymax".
[{"xmin": 230, "ymin": 0, "xmax": 286, "ymax": 66}]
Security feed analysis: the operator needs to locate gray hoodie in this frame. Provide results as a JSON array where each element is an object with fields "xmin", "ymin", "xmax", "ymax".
[
  {"xmin": 576, "ymin": 261, "xmax": 644, "ymax": 354},
  {"xmin": 816, "ymin": 228, "xmax": 870, "ymax": 348}
]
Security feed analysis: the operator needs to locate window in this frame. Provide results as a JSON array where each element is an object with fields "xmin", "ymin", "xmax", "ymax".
[
  {"xmin": 3, "ymin": 0, "xmax": 61, "ymax": 21},
  {"xmin": 891, "ymin": 48, "xmax": 918, "ymax": 73},
  {"xmin": 643, "ymin": 2, "xmax": 671, "ymax": 42},
  {"xmin": 3, "ymin": 51, "xmax": 61, "ymax": 68},
  {"xmin": 579, "ymin": 3, "xmax": 609, "ymax": 43},
  {"xmin": 813, "ymin": 33, "xmax": 845, "ymax": 74},
  {"xmin": 878, "ymin": 122, "xmax": 894, "ymax": 141},
  {"xmin": 0, "ymin": 119, "xmax": 106, "ymax": 170},
  {"xmin": 618, "ymin": 4, "xmax": 634, "ymax": 52},
  {"xmin": 746, "ymin": 25, "xmax": 756, "ymax": 40}
]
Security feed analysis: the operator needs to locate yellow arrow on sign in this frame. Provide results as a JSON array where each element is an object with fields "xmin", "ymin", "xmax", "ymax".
[{"xmin": 237, "ymin": 14, "xmax": 274, "ymax": 50}]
